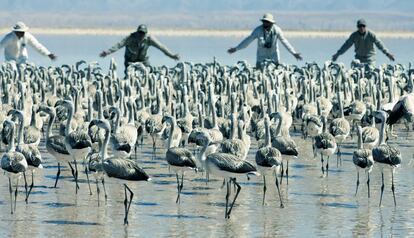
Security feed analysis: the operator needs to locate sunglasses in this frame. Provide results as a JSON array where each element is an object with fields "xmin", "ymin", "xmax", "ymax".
[{"xmin": 357, "ymin": 25, "xmax": 366, "ymax": 28}]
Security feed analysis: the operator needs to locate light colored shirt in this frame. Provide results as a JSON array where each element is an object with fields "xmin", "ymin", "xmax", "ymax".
[
  {"xmin": 0, "ymin": 31, "xmax": 51, "ymax": 64},
  {"xmin": 107, "ymin": 33, "xmax": 175, "ymax": 64},
  {"xmin": 335, "ymin": 30, "xmax": 390, "ymax": 65},
  {"xmin": 235, "ymin": 24, "xmax": 297, "ymax": 65}
]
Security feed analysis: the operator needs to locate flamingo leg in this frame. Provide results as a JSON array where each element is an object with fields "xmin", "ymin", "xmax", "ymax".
[
  {"xmin": 286, "ymin": 160, "xmax": 289, "ymax": 185},
  {"xmin": 175, "ymin": 173, "xmax": 181, "ymax": 203},
  {"xmin": 321, "ymin": 154, "xmax": 325, "ymax": 175},
  {"xmin": 14, "ymin": 176, "xmax": 19, "ymax": 213},
  {"xmin": 326, "ymin": 156, "xmax": 330, "ymax": 177},
  {"xmin": 220, "ymin": 178, "xmax": 226, "ymax": 189},
  {"xmin": 391, "ymin": 170, "xmax": 396, "ymax": 206},
  {"xmin": 152, "ymin": 136, "xmax": 156, "ymax": 159},
  {"xmin": 123, "ymin": 184, "xmax": 128, "ymax": 225},
  {"xmin": 379, "ymin": 171, "xmax": 384, "ymax": 206},
  {"xmin": 54, "ymin": 162, "xmax": 61, "ymax": 188},
  {"xmin": 337, "ymin": 145, "xmax": 341, "ymax": 167},
  {"xmin": 225, "ymin": 179, "xmax": 230, "ymax": 218},
  {"xmin": 25, "ymin": 170, "xmax": 34, "ymax": 203},
  {"xmin": 226, "ymin": 178, "xmax": 241, "ymax": 219},
  {"xmin": 85, "ymin": 165, "xmax": 93, "ymax": 195},
  {"xmin": 262, "ymin": 175, "xmax": 267, "ymax": 205},
  {"xmin": 96, "ymin": 179, "xmax": 100, "ymax": 207},
  {"xmin": 280, "ymin": 162, "xmax": 284, "ymax": 185},
  {"xmin": 180, "ymin": 174, "xmax": 184, "ymax": 201},
  {"xmin": 355, "ymin": 170, "xmax": 360, "ymax": 196},
  {"xmin": 102, "ymin": 178, "xmax": 108, "ymax": 201},
  {"xmin": 23, "ymin": 172, "xmax": 28, "ymax": 200},
  {"xmin": 367, "ymin": 172, "xmax": 370, "ymax": 199},
  {"xmin": 125, "ymin": 184, "xmax": 134, "ymax": 225},
  {"xmin": 74, "ymin": 160, "xmax": 79, "ymax": 194},
  {"xmin": 9, "ymin": 177, "xmax": 13, "ymax": 214},
  {"xmin": 274, "ymin": 169, "xmax": 284, "ymax": 208}
]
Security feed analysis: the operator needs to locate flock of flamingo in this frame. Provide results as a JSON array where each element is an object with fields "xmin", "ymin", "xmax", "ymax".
[{"xmin": 0, "ymin": 59, "xmax": 412, "ymax": 225}]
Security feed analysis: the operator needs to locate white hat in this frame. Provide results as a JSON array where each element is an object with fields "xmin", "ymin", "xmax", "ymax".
[
  {"xmin": 12, "ymin": 22, "xmax": 29, "ymax": 32},
  {"xmin": 261, "ymin": 13, "xmax": 275, "ymax": 23}
]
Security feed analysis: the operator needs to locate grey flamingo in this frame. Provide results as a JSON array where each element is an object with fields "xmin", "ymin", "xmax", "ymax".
[
  {"xmin": 1, "ymin": 120, "xmax": 28, "ymax": 214},
  {"xmin": 353, "ymin": 125, "xmax": 374, "ymax": 198},
  {"xmin": 89, "ymin": 119, "xmax": 151, "ymax": 225},
  {"xmin": 163, "ymin": 115, "xmax": 197, "ymax": 203},
  {"xmin": 205, "ymin": 144, "xmax": 260, "ymax": 219},
  {"xmin": 372, "ymin": 110, "xmax": 402, "ymax": 206},
  {"xmin": 255, "ymin": 115, "xmax": 283, "ymax": 207}
]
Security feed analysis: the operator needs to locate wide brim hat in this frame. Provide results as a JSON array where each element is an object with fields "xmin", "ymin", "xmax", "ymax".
[
  {"xmin": 261, "ymin": 13, "xmax": 275, "ymax": 23},
  {"xmin": 12, "ymin": 21, "xmax": 29, "ymax": 32}
]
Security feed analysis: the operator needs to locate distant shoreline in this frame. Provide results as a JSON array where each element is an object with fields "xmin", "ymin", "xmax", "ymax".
[{"xmin": 1, "ymin": 28, "xmax": 414, "ymax": 38}]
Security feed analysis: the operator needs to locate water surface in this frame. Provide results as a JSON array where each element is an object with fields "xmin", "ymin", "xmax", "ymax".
[{"xmin": 0, "ymin": 126, "xmax": 414, "ymax": 237}]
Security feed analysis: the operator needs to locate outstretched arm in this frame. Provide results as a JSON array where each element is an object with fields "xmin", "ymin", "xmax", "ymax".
[
  {"xmin": 149, "ymin": 36, "xmax": 179, "ymax": 60},
  {"xmin": 0, "ymin": 35, "xmax": 7, "ymax": 51},
  {"xmin": 373, "ymin": 33, "xmax": 395, "ymax": 61},
  {"xmin": 228, "ymin": 28, "xmax": 259, "ymax": 53},
  {"xmin": 26, "ymin": 33, "xmax": 55, "ymax": 60},
  {"xmin": 332, "ymin": 33, "xmax": 354, "ymax": 61},
  {"xmin": 100, "ymin": 36, "xmax": 128, "ymax": 57},
  {"xmin": 277, "ymin": 27, "xmax": 302, "ymax": 60}
]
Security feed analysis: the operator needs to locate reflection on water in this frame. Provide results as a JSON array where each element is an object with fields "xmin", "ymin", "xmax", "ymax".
[{"xmin": 0, "ymin": 125, "xmax": 414, "ymax": 236}]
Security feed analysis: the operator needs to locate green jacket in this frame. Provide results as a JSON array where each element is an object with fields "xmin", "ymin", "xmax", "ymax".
[
  {"xmin": 107, "ymin": 32, "xmax": 175, "ymax": 65},
  {"xmin": 336, "ymin": 30, "xmax": 390, "ymax": 65}
]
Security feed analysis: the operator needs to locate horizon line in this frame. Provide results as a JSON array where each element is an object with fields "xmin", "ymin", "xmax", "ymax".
[{"xmin": 1, "ymin": 28, "xmax": 414, "ymax": 38}]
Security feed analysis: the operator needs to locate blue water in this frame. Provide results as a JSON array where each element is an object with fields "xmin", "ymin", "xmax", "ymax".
[{"xmin": 10, "ymin": 34, "xmax": 413, "ymax": 70}]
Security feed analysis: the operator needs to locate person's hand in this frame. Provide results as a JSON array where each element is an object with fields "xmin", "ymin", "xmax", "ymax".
[
  {"xmin": 332, "ymin": 53, "xmax": 338, "ymax": 62},
  {"xmin": 171, "ymin": 54, "xmax": 180, "ymax": 61},
  {"xmin": 387, "ymin": 53, "xmax": 395, "ymax": 61},
  {"xmin": 228, "ymin": 47, "xmax": 237, "ymax": 54},
  {"xmin": 294, "ymin": 53, "xmax": 303, "ymax": 60},
  {"xmin": 48, "ymin": 53, "xmax": 57, "ymax": 61},
  {"xmin": 99, "ymin": 51, "xmax": 109, "ymax": 58}
]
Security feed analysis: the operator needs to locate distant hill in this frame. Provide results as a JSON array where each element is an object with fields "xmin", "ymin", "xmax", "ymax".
[
  {"xmin": 2, "ymin": 0, "xmax": 414, "ymax": 12},
  {"xmin": 1, "ymin": 0, "xmax": 413, "ymax": 30}
]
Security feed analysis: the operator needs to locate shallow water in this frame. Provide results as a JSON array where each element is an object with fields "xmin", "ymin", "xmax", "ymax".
[
  {"xmin": 1, "ymin": 124, "xmax": 414, "ymax": 237},
  {"xmin": 18, "ymin": 35, "xmax": 414, "ymax": 71}
]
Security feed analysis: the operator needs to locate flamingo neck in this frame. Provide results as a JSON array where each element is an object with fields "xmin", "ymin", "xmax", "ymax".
[
  {"xmin": 388, "ymin": 77, "xmax": 394, "ymax": 103},
  {"xmin": 198, "ymin": 142, "xmax": 209, "ymax": 165},
  {"xmin": 65, "ymin": 104, "xmax": 74, "ymax": 135},
  {"xmin": 357, "ymin": 128, "xmax": 363, "ymax": 149},
  {"xmin": 338, "ymin": 91, "xmax": 344, "ymax": 118},
  {"xmin": 100, "ymin": 127, "xmax": 110, "ymax": 161},
  {"xmin": 113, "ymin": 110, "xmax": 120, "ymax": 134},
  {"xmin": 167, "ymin": 118, "xmax": 175, "ymax": 149},
  {"xmin": 211, "ymin": 98, "xmax": 217, "ymax": 129},
  {"xmin": 275, "ymin": 115, "xmax": 283, "ymax": 136},
  {"xmin": 264, "ymin": 119, "xmax": 271, "ymax": 147},
  {"xmin": 183, "ymin": 99, "xmax": 189, "ymax": 117},
  {"xmin": 16, "ymin": 114, "xmax": 25, "ymax": 146},
  {"xmin": 378, "ymin": 118, "xmax": 386, "ymax": 145},
  {"xmin": 237, "ymin": 122, "xmax": 245, "ymax": 141},
  {"xmin": 98, "ymin": 95, "xmax": 103, "ymax": 120},
  {"xmin": 196, "ymin": 106, "xmax": 203, "ymax": 129},
  {"xmin": 230, "ymin": 115, "xmax": 237, "ymax": 140},
  {"xmin": 128, "ymin": 104, "xmax": 134, "ymax": 124},
  {"xmin": 46, "ymin": 112, "xmax": 55, "ymax": 142},
  {"xmin": 8, "ymin": 124, "xmax": 15, "ymax": 152}
]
